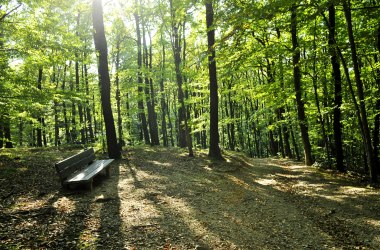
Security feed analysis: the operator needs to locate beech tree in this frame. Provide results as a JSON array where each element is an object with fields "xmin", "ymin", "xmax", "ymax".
[{"xmin": 92, "ymin": 0, "xmax": 120, "ymax": 159}]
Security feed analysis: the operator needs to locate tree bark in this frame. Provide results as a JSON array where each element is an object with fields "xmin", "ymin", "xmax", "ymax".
[
  {"xmin": 134, "ymin": 8, "xmax": 150, "ymax": 145},
  {"xmin": 61, "ymin": 64, "xmax": 71, "ymax": 143},
  {"xmin": 37, "ymin": 68, "xmax": 43, "ymax": 147},
  {"xmin": 92, "ymin": 0, "xmax": 120, "ymax": 159},
  {"xmin": 0, "ymin": 117, "xmax": 3, "ymax": 148},
  {"xmin": 291, "ymin": 5, "xmax": 313, "ymax": 166},
  {"xmin": 75, "ymin": 13, "xmax": 85, "ymax": 145},
  {"xmin": 142, "ymin": 21, "xmax": 159, "ymax": 145},
  {"xmin": 115, "ymin": 37, "xmax": 123, "ymax": 147},
  {"xmin": 84, "ymin": 63, "xmax": 94, "ymax": 142},
  {"xmin": 4, "ymin": 114, "xmax": 12, "ymax": 148},
  {"xmin": 328, "ymin": 2, "xmax": 345, "ymax": 172},
  {"xmin": 160, "ymin": 33, "xmax": 168, "ymax": 147},
  {"xmin": 343, "ymin": 0, "xmax": 377, "ymax": 182},
  {"xmin": 206, "ymin": 0, "xmax": 222, "ymax": 159},
  {"xmin": 169, "ymin": 0, "xmax": 193, "ymax": 156}
]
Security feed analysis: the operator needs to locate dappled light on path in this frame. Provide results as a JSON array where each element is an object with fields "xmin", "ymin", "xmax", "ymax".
[{"xmin": 1, "ymin": 147, "xmax": 380, "ymax": 249}]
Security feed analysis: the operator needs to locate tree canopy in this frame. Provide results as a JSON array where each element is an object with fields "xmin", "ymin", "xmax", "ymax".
[{"xmin": 0, "ymin": 0, "xmax": 379, "ymax": 181}]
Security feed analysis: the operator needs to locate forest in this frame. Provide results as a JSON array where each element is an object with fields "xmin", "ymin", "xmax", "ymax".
[
  {"xmin": 1, "ymin": 0, "xmax": 379, "ymax": 179},
  {"xmin": 1, "ymin": 0, "xmax": 380, "ymax": 248}
]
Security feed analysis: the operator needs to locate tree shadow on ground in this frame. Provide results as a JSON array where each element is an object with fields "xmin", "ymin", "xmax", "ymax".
[
  {"xmin": 121, "ymin": 146, "xmax": 380, "ymax": 249},
  {"xmin": 0, "ymin": 148, "xmax": 125, "ymax": 249}
]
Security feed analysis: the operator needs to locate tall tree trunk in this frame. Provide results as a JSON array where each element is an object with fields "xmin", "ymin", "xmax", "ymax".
[
  {"xmin": 0, "ymin": 117, "xmax": 3, "ymax": 148},
  {"xmin": 169, "ymin": 0, "xmax": 193, "ymax": 156},
  {"xmin": 84, "ymin": 63, "xmax": 95, "ymax": 142},
  {"xmin": 18, "ymin": 118, "xmax": 23, "ymax": 146},
  {"xmin": 37, "ymin": 68, "xmax": 43, "ymax": 147},
  {"xmin": 328, "ymin": 2, "xmax": 344, "ymax": 171},
  {"xmin": 75, "ymin": 13, "xmax": 85, "ymax": 145},
  {"xmin": 92, "ymin": 0, "xmax": 120, "ymax": 159},
  {"xmin": 142, "ymin": 22, "xmax": 159, "ymax": 145},
  {"xmin": 343, "ymin": 0, "xmax": 377, "ymax": 182},
  {"xmin": 160, "ymin": 34, "xmax": 168, "ymax": 146},
  {"xmin": 115, "ymin": 37, "xmax": 123, "ymax": 147},
  {"xmin": 169, "ymin": 0, "xmax": 187, "ymax": 148},
  {"xmin": 206, "ymin": 0, "xmax": 221, "ymax": 159},
  {"xmin": 134, "ymin": 7, "xmax": 150, "ymax": 145},
  {"xmin": 4, "ymin": 114, "xmax": 12, "ymax": 148},
  {"xmin": 291, "ymin": 5, "xmax": 313, "ymax": 166},
  {"xmin": 70, "ymin": 63, "xmax": 77, "ymax": 143},
  {"xmin": 53, "ymin": 66, "xmax": 60, "ymax": 146},
  {"xmin": 373, "ymin": 25, "xmax": 380, "ymax": 177},
  {"xmin": 62, "ymin": 64, "xmax": 70, "ymax": 143}
]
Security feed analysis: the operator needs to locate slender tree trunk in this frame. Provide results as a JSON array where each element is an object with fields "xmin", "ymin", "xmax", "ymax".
[
  {"xmin": 343, "ymin": 0, "xmax": 377, "ymax": 182},
  {"xmin": 4, "ymin": 114, "xmax": 12, "ymax": 148},
  {"xmin": 169, "ymin": 0, "xmax": 187, "ymax": 148},
  {"xmin": 291, "ymin": 5, "xmax": 313, "ymax": 165},
  {"xmin": 115, "ymin": 38, "xmax": 123, "ymax": 147},
  {"xmin": 53, "ymin": 66, "xmax": 60, "ymax": 146},
  {"xmin": 142, "ymin": 23, "xmax": 159, "ymax": 145},
  {"xmin": 373, "ymin": 25, "xmax": 380, "ymax": 176},
  {"xmin": 0, "ymin": 117, "xmax": 3, "ymax": 148},
  {"xmin": 134, "ymin": 9, "xmax": 150, "ymax": 145},
  {"xmin": 328, "ymin": 2, "xmax": 344, "ymax": 171},
  {"xmin": 18, "ymin": 118, "xmax": 23, "ymax": 146},
  {"xmin": 160, "ymin": 35, "xmax": 168, "ymax": 146},
  {"xmin": 206, "ymin": 0, "xmax": 222, "ymax": 159},
  {"xmin": 62, "ymin": 64, "xmax": 70, "ymax": 143},
  {"xmin": 70, "ymin": 64, "xmax": 77, "ymax": 143},
  {"xmin": 84, "ymin": 63, "xmax": 94, "ymax": 142},
  {"xmin": 92, "ymin": 0, "xmax": 120, "ymax": 159},
  {"xmin": 75, "ymin": 13, "xmax": 85, "ymax": 145},
  {"xmin": 37, "ymin": 68, "xmax": 43, "ymax": 147},
  {"xmin": 169, "ymin": 0, "xmax": 193, "ymax": 156}
]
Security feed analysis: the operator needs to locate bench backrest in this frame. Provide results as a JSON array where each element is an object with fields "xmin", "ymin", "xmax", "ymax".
[{"xmin": 55, "ymin": 148, "xmax": 96, "ymax": 181}]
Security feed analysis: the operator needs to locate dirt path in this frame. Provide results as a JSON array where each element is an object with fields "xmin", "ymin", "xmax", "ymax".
[{"xmin": 1, "ymin": 146, "xmax": 380, "ymax": 249}]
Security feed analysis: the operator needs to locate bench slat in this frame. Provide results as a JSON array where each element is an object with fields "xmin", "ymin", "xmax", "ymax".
[
  {"xmin": 56, "ymin": 148, "xmax": 95, "ymax": 170},
  {"xmin": 55, "ymin": 149, "xmax": 95, "ymax": 180},
  {"xmin": 66, "ymin": 159, "xmax": 114, "ymax": 183}
]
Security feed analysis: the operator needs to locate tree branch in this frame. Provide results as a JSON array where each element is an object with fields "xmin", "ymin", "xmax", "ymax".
[{"xmin": 0, "ymin": 3, "xmax": 22, "ymax": 22}]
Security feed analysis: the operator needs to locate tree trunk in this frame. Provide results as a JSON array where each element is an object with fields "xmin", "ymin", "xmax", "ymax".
[
  {"xmin": 84, "ymin": 63, "xmax": 94, "ymax": 142},
  {"xmin": 373, "ymin": 25, "xmax": 380, "ymax": 177},
  {"xmin": 328, "ymin": 2, "xmax": 344, "ymax": 171},
  {"xmin": 160, "ymin": 34, "xmax": 168, "ymax": 146},
  {"xmin": 142, "ymin": 22, "xmax": 159, "ymax": 145},
  {"xmin": 291, "ymin": 5, "xmax": 313, "ymax": 166},
  {"xmin": 92, "ymin": 0, "xmax": 120, "ymax": 159},
  {"xmin": 37, "ymin": 68, "xmax": 43, "ymax": 147},
  {"xmin": 115, "ymin": 38, "xmax": 123, "ymax": 147},
  {"xmin": 134, "ymin": 8, "xmax": 150, "ymax": 145},
  {"xmin": 61, "ymin": 64, "xmax": 71, "ymax": 143},
  {"xmin": 343, "ymin": 0, "xmax": 377, "ymax": 182},
  {"xmin": 18, "ymin": 118, "xmax": 23, "ymax": 146},
  {"xmin": 0, "ymin": 117, "xmax": 3, "ymax": 148},
  {"xmin": 206, "ymin": 0, "xmax": 222, "ymax": 159},
  {"xmin": 169, "ymin": 0, "xmax": 193, "ymax": 156},
  {"xmin": 169, "ymin": 0, "xmax": 187, "ymax": 148},
  {"xmin": 75, "ymin": 13, "xmax": 85, "ymax": 145},
  {"xmin": 4, "ymin": 114, "xmax": 12, "ymax": 148}
]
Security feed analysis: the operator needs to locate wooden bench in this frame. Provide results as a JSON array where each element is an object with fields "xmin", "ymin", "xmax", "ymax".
[{"xmin": 55, "ymin": 148, "xmax": 114, "ymax": 191}]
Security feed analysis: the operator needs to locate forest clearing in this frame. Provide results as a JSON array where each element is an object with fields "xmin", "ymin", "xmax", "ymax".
[
  {"xmin": 1, "ymin": 146, "xmax": 379, "ymax": 249},
  {"xmin": 1, "ymin": 0, "xmax": 380, "ymax": 248}
]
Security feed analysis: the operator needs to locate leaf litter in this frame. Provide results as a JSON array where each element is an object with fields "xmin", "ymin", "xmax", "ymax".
[{"xmin": 0, "ymin": 146, "xmax": 379, "ymax": 249}]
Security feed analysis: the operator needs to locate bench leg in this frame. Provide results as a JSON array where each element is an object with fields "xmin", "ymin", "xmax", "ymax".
[
  {"xmin": 106, "ymin": 166, "xmax": 111, "ymax": 178},
  {"xmin": 87, "ymin": 180, "xmax": 93, "ymax": 192}
]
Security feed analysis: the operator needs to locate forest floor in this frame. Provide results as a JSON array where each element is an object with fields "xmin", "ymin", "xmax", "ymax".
[{"xmin": 0, "ymin": 146, "xmax": 380, "ymax": 249}]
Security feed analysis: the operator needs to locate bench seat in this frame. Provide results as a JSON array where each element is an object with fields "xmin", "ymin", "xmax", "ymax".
[
  {"xmin": 55, "ymin": 148, "xmax": 114, "ymax": 191},
  {"xmin": 66, "ymin": 159, "xmax": 114, "ymax": 183}
]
